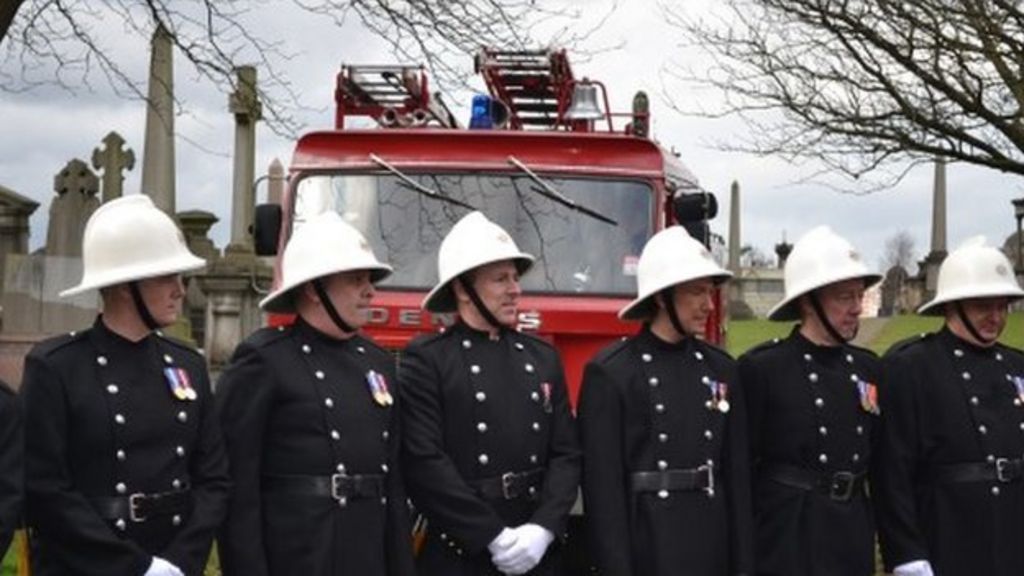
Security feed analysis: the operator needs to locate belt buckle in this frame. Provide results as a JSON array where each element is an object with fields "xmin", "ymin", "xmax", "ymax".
[
  {"xmin": 995, "ymin": 458, "xmax": 1015, "ymax": 483},
  {"xmin": 829, "ymin": 471, "xmax": 857, "ymax": 501},
  {"xmin": 501, "ymin": 472, "xmax": 518, "ymax": 500},
  {"xmin": 128, "ymin": 493, "xmax": 147, "ymax": 523},
  {"xmin": 331, "ymin": 473, "xmax": 349, "ymax": 505},
  {"xmin": 698, "ymin": 463, "xmax": 715, "ymax": 498}
]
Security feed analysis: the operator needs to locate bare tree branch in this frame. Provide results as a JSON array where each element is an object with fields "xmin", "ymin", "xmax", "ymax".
[
  {"xmin": 661, "ymin": 0, "xmax": 1024, "ymax": 190},
  {"xmin": 1, "ymin": 0, "xmax": 594, "ymax": 137}
]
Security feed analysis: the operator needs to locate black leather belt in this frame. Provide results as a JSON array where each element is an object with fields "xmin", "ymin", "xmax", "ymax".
[
  {"xmin": 472, "ymin": 468, "xmax": 544, "ymax": 500},
  {"xmin": 91, "ymin": 489, "xmax": 192, "ymax": 523},
  {"xmin": 931, "ymin": 458, "xmax": 1024, "ymax": 484},
  {"xmin": 262, "ymin": 473, "xmax": 385, "ymax": 502},
  {"xmin": 631, "ymin": 464, "xmax": 715, "ymax": 495},
  {"xmin": 762, "ymin": 463, "xmax": 865, "ymax": 502}
]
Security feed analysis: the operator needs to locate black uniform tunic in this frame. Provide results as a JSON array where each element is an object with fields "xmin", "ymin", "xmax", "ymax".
[
  {"xmin": 875, "ymin": 328, "xmax": 1024, "ymax": 576},
  {"xmin": 737, "ymin": 328, "xmax": 880, "ymax": 576},
  {"xmin": 400, "ymin": 323, "xmax": 581, "ymax": 576},
  {"xmin": 578, "ymin": 327, "xmax": 754, "ymax": 576},
  {"xmin": 216, "ymin": 319, "xmax": 415, "ymax": 576},
  {"xmin": 21, "ymin": 318, "xmax": 229, "ymax": 576},
  {"xmin": 0, "ymin": 380, "xmax": 22, "ymax": 556}
]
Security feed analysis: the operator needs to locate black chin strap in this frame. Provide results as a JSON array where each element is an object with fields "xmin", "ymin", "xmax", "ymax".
[
  {"xmin": 458, "ymin": 276, "xmax": 503, "ymax": 330},
  {"xmin": 809, "ymin": 291, "xmax": 856, "ymax": 344},
  {"xmin": 129, "ymin": 282, "xmax": 160, "ymax": 331},
  {"xmin": 312, "ymin": 279, "xmax": 356, "ymax": 335},
  {"xmin": 659, "ymin": 288, "xmax": 689, "ymax": 338},
  {"xmin": 954, "ymin": 301, "xmax": 995, "ymax": 345}
]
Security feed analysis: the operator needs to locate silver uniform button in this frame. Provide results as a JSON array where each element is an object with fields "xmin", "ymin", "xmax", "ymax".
[
  {"xmin": 657, "ymin": 460, "xmax": 668, "ymax": 470},
  {"xmin": 971, "ymin": 396, "xmax": 980, "ymax": 406},
  {"xmin": 471, "ymin": 365, "xmax": 481, "ymax": 374},
  {"xmin": 115, "ymin": 414, "xmax": 126, "ymax": 425},
  {"xmin": 649, "ymin": 377, "xmax": 659, "ymax": 387},
  {"xmin": 462, "ymin": 339, "xmax": 471, "ymax": 349},
  {"xmin": 808, "ymin": 372, "xmax": 819, "ymax": 383},
  {"xmin": 115, "ymin": 518, "xmax": 127, "ymax": 531},
  {"xmin": 658, "ymin": 433, "xmax": 668, "ymax": 443},
  {"xmin": 315, "ymin": 370, "xmax": 325, "ymax": 380},
  {"xmin": 641, "ymin": 353, "xmax": 652, "ymax": 363},
  {"xmin": 704, "ymin": 430, "xmax": 714, "ymax": 440},
  {"xmin": 694, "ymin": 351, "xmax": 704, "ymax": 361},
  {"xmin": 978, "ymin": 424, "xmax": 988, "ymax": 435},
  {"xmin": 115, "ymin": 482, "xmax": 127, "ymax": 494},
  {"xmin": 381, "ymin": 463, "xmax": 389, "ymax": 473},
  {"xmin": 531, "ymin": 391, "xmax": 540, "ymax": 402},
  {"xmin": 846, "ymin": 354, "xmax": 854, "ymax": 364},
  {"xmin": 532, "ymin": 422, "xmax": 541, "ymax": 432},
  {"xmin": 106, "ymin": 384, "xmax": 119, "ymax": 395},
  {"xmin": 515, "ymin": 342, "xmax": 525, "ymax": 351},
  {"xmin": 382, "ymin": 430, "xmax": 390, "ymax": 441},
  {"xmin": 819, "ymin": 426, "xmax": 828, "ymax": 436},
  {"xmin": 302, "ymin": 344, "xmax": 311, "ymax": 354},
  {"xmin": 658, "ymin": 489, "xmax": 669, "ymax": 499},
  {"xmin": 814, "ymin": 398, "xmax": 825, "ymax": 408},
  {"xmin": 172, "ymin": 515, "xmax": 182, "ymax": 526},
  {"xmin": 97, "ymin": 355, "xmax": 108, "ymax": 366},
  {"xmin": 818, "ymin": 454, "xmax": 828, "ymax": 464},
  {"xmin": 478, "ymin": 454, "xmax": 489, "ymax": 465},
  {"xmin": 325, "ymin": 398, "xmax": 334, "ymax": 408},
  {"xmin": 992, "ymin": 486, "xmax": 1001, "ymax": 496},
  {"xmin": 987, "ymin": 454, "xmax": 997, "ymax": 463},
  {"xmin": 475, "ymin": 391, "xmax": 487, "ymax": 402},
  {"xmin": 803, "ymin": 353, "xmax": 812, "ymax": 362},
  {"xmin": 116, "ymin": 450, "xmax": 126, "ymax": 461},
  {"xmin": 357, "ymin": 346, "xmax": 366, "ymax": 354},
  {"xmin": 856, "ymin": 425, "xmax": 864, "ymax": 435},
  {"xmin": 177, "ymin": 411, "xmax": 188, "ymax": 423},
  {"xmin": 655, "ymin": 403, "xmax": 666, "ymax": 414},
  {"xmin": 954, "ymin": 349, "xmax": 964, "ymax": 357},
  {"xmin": 530, "ymin": 454, "xmax": 538, "ymax": 464},
  {"xmin": 331, "ymin": 430, "xmax": 341, "ymax": 440},
  {"xmin": 337, "ymin": 463, "xmax": 346, "ymax": 473},
  {"xmin": 852, "ymin": 453, "xmax": 861, "ymax": 463},
  {"xmin": 962, "ymin": 371, "xmax": 971, "ymax": 381},
  {"xmin": 163, "ymin": 354, "xmax": 173, "ymax": 364},
  {"xmin": 995, "ymin": 352, "xmax": 1003, "ymax": 361},
  {"xmin": 525, "ymin": 363, "xmax": 535, "ymax": 373},
  {"xmin": 176, "ymin": 446, "xmax": 185, "ymax": 457},
  {"xmin": 477, "ymin": 422, "xmax": 488, "ymax": 433},
  {"xmin": 172, "ymin": 479, "xmax": 182, "ymax": 489}
]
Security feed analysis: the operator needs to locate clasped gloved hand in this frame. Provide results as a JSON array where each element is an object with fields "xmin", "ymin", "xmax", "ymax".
[
  {"xmin": 144, "ymin": 556, "xmax": 185, "ymax": 576},
  {"xmin": 893, "ymin": 560, "xmax": 934, "ymax": 576},
  {"xmin": 491, "ymin": 523, "xmax": 554, "ymax": 575}
]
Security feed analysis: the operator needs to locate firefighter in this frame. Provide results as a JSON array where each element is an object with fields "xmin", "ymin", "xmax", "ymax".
[
  {"xmin": 0, "ymin": 377, "xmax": 21, "ymax": 558},
  {"xmin": 737, "ymin": 226, "xmax": 882, "ymax": 576},
  {"xmin": 216, "ymin": 211, "xmax": 415, "ymax": 576},
  {"xmin": 20, "ymin": 195, "xmax": 229, "ymax": 576},
  {"xmin": 578, "ymin": 225, "xmax": 753, "ymax": 575},
  {"xmin": 400, "ymin": 211, "xmax": 581, "ymax": 576},
  {"xmin": 875, "ymin": 237, "xmax": 1024, "ymax": 576}
]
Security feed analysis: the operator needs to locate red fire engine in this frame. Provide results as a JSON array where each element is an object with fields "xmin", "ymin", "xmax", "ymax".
[{"xmin": 253, "ymin": 47, "xmax": 723, "ymax": 406}]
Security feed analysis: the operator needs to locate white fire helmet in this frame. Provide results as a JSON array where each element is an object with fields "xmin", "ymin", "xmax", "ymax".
[
  {"xmin": 260, "ymin": 211, "xmax": 393, "ymax": 313},
  {"xmin": 768, "ymin": 225, "xmax": 882, "ymax": 321},
  {"xmin": 422, "ymin": 211, "xmax": 534, "ymax": 313},
  {"xmin": 619, "ymin": 225, "xmax": 732, "ymax": 320},
  {"xmin": 60, "ymin": 195, "xmax": 206, "ymax": 297},
  {"xmin": 917, "ymin": 236, "xmax": 1024, "ymax": 315}
]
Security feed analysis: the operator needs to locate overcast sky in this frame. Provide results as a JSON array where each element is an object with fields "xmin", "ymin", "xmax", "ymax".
[{"xmin": 1, "ymin": 0, "xmax": 1021, "ymax": 272}]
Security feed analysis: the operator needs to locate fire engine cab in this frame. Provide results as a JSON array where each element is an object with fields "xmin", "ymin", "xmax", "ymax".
[{"xmin": 254, "ymin": 48, "xmax": 722, "ymax": 404}]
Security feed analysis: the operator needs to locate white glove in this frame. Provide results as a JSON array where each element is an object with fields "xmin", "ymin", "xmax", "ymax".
[
  {"xmin": 488, "ymin": 527, "xmax": 518, "ymax": 558},
  {"xmin": 144, "ymin": 557, "xmax": 185, "ymax": 576},
  {"xmin": 492, "ymin": 523, "xmax": 554, "ymax": 575},
  {"xmin": 893, "ymin": 559, "xmax": 934, "ymax": 576}
]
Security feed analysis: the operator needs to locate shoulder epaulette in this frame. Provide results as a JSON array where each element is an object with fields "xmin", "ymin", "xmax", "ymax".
[
  {"xmin": 588, "ymin": 337, "xmax": 632, "ymax": 366},
  {"xmin": 154, "ymin": 331, "xmax": 204, "ymax": 356},
  {"xmin": 513, "ymin": 330, "xmax": 557, "ymax": 352},
  {"xmin": 239, "ymin": 325, "xmax": 294, "ymax": 350},
  {"xmin": 740, "ymin": 336, "xmax": 785, "ymax": 359},
  {"xmin": 883, "ymin": 332, "xmax": 933, "ymax": 357},
  {"xmin": 30, "ymin": 330, "xmax": 88, "ymax": 358}
]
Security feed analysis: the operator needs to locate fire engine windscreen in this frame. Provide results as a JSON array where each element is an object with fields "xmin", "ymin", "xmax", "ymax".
[{"xmin": 293, "ymin": 173, "xmax": 652, "ymax": 295}]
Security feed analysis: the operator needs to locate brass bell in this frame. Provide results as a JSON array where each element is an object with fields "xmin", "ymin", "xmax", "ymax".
[{"xmin": 565, "ymin": 82, "xmax": 604, "ymax": 121}]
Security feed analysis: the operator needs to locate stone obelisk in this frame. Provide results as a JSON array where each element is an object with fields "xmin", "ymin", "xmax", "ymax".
[
  {"xmin": 140, "ymin": 24, "xmax": 176, "ymax": 214},
  {"xmin": 728, "ymin": 180, "xmax": 741, "ymax": 273},
  {"xmin": 920, "ymin": 158, "xmax": 948, "ymax": 297}
]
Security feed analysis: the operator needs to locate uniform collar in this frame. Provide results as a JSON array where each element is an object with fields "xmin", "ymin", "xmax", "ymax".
[
  {"xmin": 93, "ymin": 314, "xmax": 156, "ymax": 352},
  {"xmin": 640, "ymin": 324, "xmax": 695, "ymax": 352},
  {"xmin": 791, "ymin": 325, "xmax": 845, "ymax": 361},
  {"xmin": 938, "ymin": 325, "xmax": 997, "ymax": 357},
  {"xmin": 293, "ymin": 316, "xmax": 357, "ymax": 347},
  {"xmin": 453, "ymin": 320, "xmax": 511, "ymax": 342}
]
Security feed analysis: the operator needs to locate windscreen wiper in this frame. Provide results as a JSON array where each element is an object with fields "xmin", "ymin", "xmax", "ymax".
[
  {"xmin": 370, "ymin": 153, "xmax": 477, "ymax": 211},
  {"xmin": 506, "ymin": 156, "xmax": 617, "ymax": 226}
]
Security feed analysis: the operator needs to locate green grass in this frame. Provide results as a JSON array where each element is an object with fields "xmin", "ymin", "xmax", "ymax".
[
  {"xmin": 868, "ymin": 311, "xmax": 1023, "ymax": 355},
  {"xmin": 724, "ymin": 319, "xmax": 797, "ymax": 357}
]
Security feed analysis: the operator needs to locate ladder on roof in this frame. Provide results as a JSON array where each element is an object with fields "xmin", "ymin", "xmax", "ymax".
[
  {"xmin": 334, "ymin": 65, "xmax": 458, "ymax": 128},
  {"xmin": 475, "ymin": 48, "xmax": 575, "ymax": 130}
]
